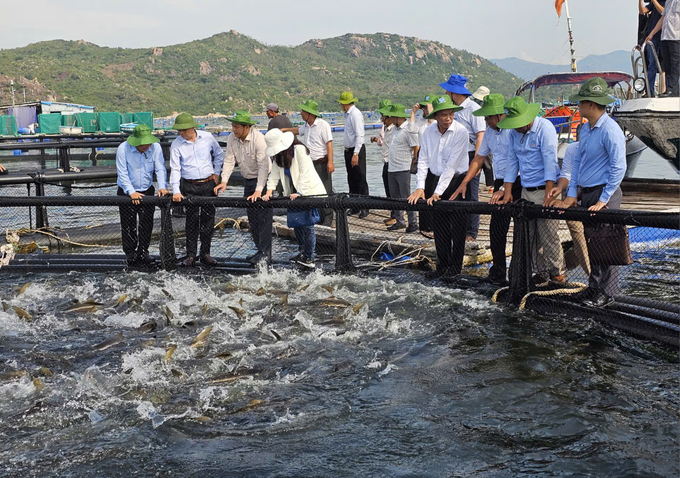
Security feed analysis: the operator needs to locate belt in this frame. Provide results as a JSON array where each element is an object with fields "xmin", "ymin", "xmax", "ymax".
[
  {"xmin": 313, "ymin": 156, "xmax": 328, "ymax": 162},
  {"xmin": 581, "ymin": 184, "xmax": 606, "ymax": 193},
  {"xmin": 525, "ymin": 185, "xmax": 546, "ymax": 191},
  {"xmin": 183, "ymin": 176, "xmax": 213, "ymax": 184}
]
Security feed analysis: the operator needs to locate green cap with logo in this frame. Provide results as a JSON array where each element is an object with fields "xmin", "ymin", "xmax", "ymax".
[
  {"xmin": 497, "ymin": 97, "xmax": 541, "ymax": 129},
  {"xmin": 424, "ymin": 94, "xmax": 440, "ymax": 103},
  {"xmin": 426, "ymin": 95, "xmax": 463, "ymax": 119},
  {"xmin": 127, "ymin": 124, "xmax": 159, "ymax": 147},
  {"xmin": 378, "ymin": 99, "xmax": 392, "ymax": 115},
  {"xmin": 385, "ymin": 104, "xmax": 410, "ymax": 118},
  {"xmin": 337, "ymin": 91, "xmax": 359, "ymax": 105},
  {"xmin": 473, "ymin": 93, "xmax": 506, "ymax": 117},
  {"xmin": 569, "ymin": 77, "xmax": 615, "ymax": 105},
  {"xmin": 226, "ymin": 110, "xmax": 258, "ymax": 126},
  {"xmin": 299, "ymin": 100, "xmax": 320, "ymax": 117},
  {"xmin": 172, "ymin": 113, "xmax": 200, "ymax": 131}
]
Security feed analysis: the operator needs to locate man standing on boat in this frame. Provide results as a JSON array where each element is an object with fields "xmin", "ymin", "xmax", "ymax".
[
  {"xmin": 646, "ymin": 0, "xmax": 680, "ymax": 96},
  {"xmin": 116, "ymin": 125, "xmax": 168, "ymax": 267},
  {"xmin": 450, "ymin": 93, "xmax": 520, "ymax": 285},
  {"xmin": 408, "ymin": 96, "xmax": 469, "ymax": 280},
  {"xmin": 385, "ymin": 104, "xmax": 419, "ymax": 233},
  {"xmin": 559, "ymin": 78, "xmax": 627, "ymax": 307},
  {"xmin": 338, "ymin": 91, "xmax": 369, "ymax": 218},
  {"xmin": 170, "ymin": 113, "xmax": 224, "ymax": 267},
  {"xmin": 440, "ymin": 75, "xmax": 487, "ymax": 244},
  {"xmin": 638, "ymin": 0, "xmax": 667, "ymax": 96},
  {"xmin": 281, "ymin": 100, "xmax": 335, "ymax": 227},
  {"xmin": 498, "ymin": 97, "xmax": 566, "ymax": 285},
  {"xmin": 216, "ymin": 111, "xmax": 272, "ymax": 265}
]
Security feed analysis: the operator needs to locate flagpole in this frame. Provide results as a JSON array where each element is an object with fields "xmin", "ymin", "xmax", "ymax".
[{"xmin": 564, "ymin": 0, "xmax": 577, "ymax": 72}]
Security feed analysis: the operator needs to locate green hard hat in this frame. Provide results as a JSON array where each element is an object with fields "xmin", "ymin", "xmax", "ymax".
[
  {"xmin": 172, "ymin": 113, "xmax": 199, "ymax": 131},
  {"xmin": 378, "ymin": 99, "xmax": 392, "ymax": 115},
  {"xmin": 127, "ymin": 124, "xmax": 159, "ymax": 147},
  {"xmin": 426, "ymin": 95, "xmax": 463, "ymax": 119},
  {"xmin": 497, "ymin": 97, "xmax": 541, "ymax": 129},
  {"xmin": 569, "ymin": 77, "xmax": 616, "ymax": 105},
  {"xmin": 473, "ymin": 93, "xmax": 506, "ymax": 117},
  {"xmin": 299, "ymin": 99, "xmax": 320, "ymax": 117},
  {"xmin": 385, "ymin": 104, "xmax": 410, "ymax": 118},
  {"xmin": 226, "ymin": 110, "xmax": 258, "ymax": 126}
]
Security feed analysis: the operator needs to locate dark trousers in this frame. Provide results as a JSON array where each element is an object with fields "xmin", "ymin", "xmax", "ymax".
[
  {"xmin": 426, "ymin": 171, "xmax": 469, "ymax": 274},
  {"xmin": 383, "ymin": 162, "xmax": 397, "ymax": 219},
  {"xmin": 180, "ymin": 179, "xmax": 216, "ymax": 258},
  {"xmin": 344, "ymin": 145, "xmax": 369, "ymax": 211},
  {"xmin": 313, "ymin": 157, "xmax": 334, "ymax": 226},
  {"xmin": 582, "ymin": 186, "xmax": 623, "ymax": 297},
  {"xmin": 388, "ymin": 170, "xmax": 417, "ymax": 226},
  {"xmin": 482, "ymin": 156, "xmax": 495, "ymax": 187},
  {"xmin": 244, "ymin": 178, "xmax": 273, "ymax": 256},
  {"xmin": 117, "ymin": 186, "xmax": 155, "ymax": 260},
  {"xmin": 661, "ymin": 40, "xmax": 680, "ymax": 96},
  {"xmin": 488, "ymin": 177, "xmax": 522, "ymax": 281},
  {"xmin": 647, "ymin": 35, "xmax": 662, "ymax": 96},
  {"xmin": 466, "ymin": 151, "xmax": 480, "ymax": 239}
]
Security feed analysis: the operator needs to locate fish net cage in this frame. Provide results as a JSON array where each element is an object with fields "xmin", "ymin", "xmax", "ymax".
[{"xmin": 0, "ymin": 193, "xmax": 678, "ymax": 346}]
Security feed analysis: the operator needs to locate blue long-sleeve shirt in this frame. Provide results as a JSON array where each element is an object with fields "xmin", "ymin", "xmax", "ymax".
[
  {"xmin": 567, "ymin": 113, "xmax": 626, "ymax": 204},
  {"xmin": 116, "ymin": 142, "xmax": 167, "ymax": 195},
  {"xmin": 504, "ymin": 116, "xmax": 559, "ymax": 188},
  {"xmin": 169, "ymin": 130, "xmax": 225, "ymax": 193}
]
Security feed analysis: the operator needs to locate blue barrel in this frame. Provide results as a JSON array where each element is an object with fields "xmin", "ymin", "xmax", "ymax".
[{"xmin": 13, "ymin": 150, "xmax": 22, "ymax": 155}]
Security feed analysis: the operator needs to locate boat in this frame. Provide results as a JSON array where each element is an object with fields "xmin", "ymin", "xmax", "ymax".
[
  {"xmin": 515, "ymin": 71, "xmax": 648, "ymax": 177},
  {"xmin": 611, "ymin": 45, "xmax": 680, "ymax": 172}
]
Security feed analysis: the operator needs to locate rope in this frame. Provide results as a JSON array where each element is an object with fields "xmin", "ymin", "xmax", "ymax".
[
  {"xmin": 214, "ymin": 217, "xmax": 241, "ymax": 231},
  {"xmin": 519, "ymin": 281, "xmax": 587, "ymax": 311},
  {"xmin": 491, "ymin": 286, "xmax": 509, "ymax": 303},
  {"xmin": 7, "ymin": 227, "xmax": 106, "ymax": 248}
]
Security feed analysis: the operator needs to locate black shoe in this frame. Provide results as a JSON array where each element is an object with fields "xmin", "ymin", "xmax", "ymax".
[
  {"xmin": 569, "ymin": 287, "xmax": 596, "ymax": 303},
  {"xmin": 583, "ymin": 292, "xmax": 614, "ymax": 309},
  {"xmin": 248, "ymin": 251, "xmax": 270, "ymax": 265},
  {"xmin": 125, "ymin": 253, "xmax": 137, "ymax": 266},
  {"xmin": 426, "ymin": 267, "xmax": 450, "ymax": 280},
  {"xmin": 289, "ymin": 253, "xmax": 306, "ymax": 263},
  {"xmin": 200, "ymin": 254, "xmax": 218, "ymax": 267},
  {"xmin": 405, "ymin": 224, "xmax": 418, "ymax": 233},
  {"xmin": 387, "ymin": 223, "xmax": 406, "ymax": 231},
  {"xmin": 358, "ymin": 210, "xmax": 369, "ymax": 219},
  {"xmin": 293, "ymin": 255, "xmax": 315, "ymax": 269},
  {"xmin": 183, "ymin": 255, "xmax": 196, "ymax": 267},
  {"xmin": 486, "ymin": 275, "xmax": 508, "ymax": 286}
]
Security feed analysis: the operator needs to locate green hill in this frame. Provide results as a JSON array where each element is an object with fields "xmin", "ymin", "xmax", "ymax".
[{"xmin": 0, "ymin": 31, "xmax": 522, "ymax": 116}]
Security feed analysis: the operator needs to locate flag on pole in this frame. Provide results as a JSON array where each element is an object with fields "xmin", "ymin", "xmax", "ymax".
[{"xmin": 555, "ymin": 0, "xmax": 565, "ymax": 17}]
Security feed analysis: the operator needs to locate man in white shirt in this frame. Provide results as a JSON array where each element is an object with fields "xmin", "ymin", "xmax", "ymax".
[
  {"xmin": 440, "ymin": 74, "xmax": 489, "ymax": 243},
  {"xmin": 282, "ymin": 99, "xmax": 335, "ymax": 226},
  {"xmin": 408, "ymin": 96, "xmax": 469, "ymax": 279},
  {"xmin": 170, "ymin": 113, "xmax": 224, "ymax": 267},
  {"xmin": 216, "ymin": 110, "xmax": 272, "ymax": 265},
  {"xmin": 338, "ymin": 91, "xmax": 369, "ymax": 217},
  {"xmin": 370, "ymin": 99, "xmax": 396, "ymax": 225},
  {"xmin": 385, "ymin": 104, "xmax": 419, "ymax": 232}
]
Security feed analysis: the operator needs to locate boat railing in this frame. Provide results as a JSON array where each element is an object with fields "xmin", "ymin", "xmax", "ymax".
[{"xmin": 631, "ymin": 42, "xmax": 663, "ymax": 98}]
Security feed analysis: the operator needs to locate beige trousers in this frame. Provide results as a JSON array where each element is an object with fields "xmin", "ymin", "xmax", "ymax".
[{"xmin": 521, "ymin": 188, "xmax": 566, "ymax": 278}]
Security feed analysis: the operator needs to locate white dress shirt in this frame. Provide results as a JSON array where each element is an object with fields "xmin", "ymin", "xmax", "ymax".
[
  {"xmin": 455, "ymin": 97, "xmax": 486, "ymax": 152},
  {"xmin": 388, "ymin": 121, "xmax": 419, "ymax": 172},
  {"xmin": 416, "ymin": 121, "xmax": 470, "ymax": 195},
  {"xmin": 298, "ymin": 117, "xmax": 333, "ymax": 161},
  {"xmin": 343, "ymin": 104, "xmax": 365, "ymax": 152},
  {"xmin": 169, "ymin": 130, "xmax": 224, "ymax": 193}
]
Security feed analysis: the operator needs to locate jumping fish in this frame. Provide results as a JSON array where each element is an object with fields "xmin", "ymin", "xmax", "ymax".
[
  {"xmin": 210, "ymin": 375, "xmax": 249, "ymax": 385},
  {"xmin": 161, "ymin": 289, "xmax": 173, "ymax": 299},
  {"xmin": 114, "ymin": 294, "xmax": 129, "ymax": 307},
  {"xmin": 307, "ymin": 298, "xmax": 352, "ymax": 308},
  {"xmin": 32, "ymin": 378, "xmax": 44, "ymax": 390},
  {"xmin": 190, "ymin": 326, "xmax": 213, "ymax": 348},
  {"xmin": 138, "ymin": 320, "xmax": 157, "ymax": 333},
  {"xmin": 228, "ymin": 306, "xmax": 247, "ymax": 320},
  {"xmin": 352, "ymin": 302, "xmax": 365, "ymax": 314},
  {"xmin": 163, "ymin": 306, "xmax": 174, "ymax": 325},
  {"xmin": 270, "ymin": 330, "xmax": 282, "ymax": 341},
  {"xmin": 0, "ymin": 371, "xmax": 28, "ymax": 380},
  {"xmin": 37, "ymin": 367, "xmax": 52, "ymax": 377},
  {"xmin": 93, "ymin": 332, "xmax": 124, "ymax": 351},
  {"xmin": 321, "ymin": 285, "xmax": 334, "ymax": 294},
  {"xmin": 12, "ymin": 306, "xmax": 32, "ymax": 321},
  {"xmin": 165, "ymin": 344, "xmax": 178, "ymax": 361},
  {"xmin": 64, "ymin": 300, "xmax": 104, "ymax": 313},
  {"xmin": 230, "ymin": 399, "xmax": 263, "ymax": 414},
  {"xmin": 214, "ymin": 351, "xmax": 233, "ymax": 359},
  {"xmin": 1, "ymin": 301, "xmax": 9, "ymax": 312},
  {"xmin": 297, "ymin": 284, "xmax": 310, "ymax": 292},
  {"xmin": 320, "ymin": 317, "xmax": 345, "ymax": 327},
  {"xmin": 196, "ymin": 416, "xmax": 212, "ymax": 422},
  {"xmin": 171, "ymin": 369, "xmax": 183, "ymax": 378},
  {"xmin": 17, "ymin": 282, "xmax": 31, "ymax": 295}
]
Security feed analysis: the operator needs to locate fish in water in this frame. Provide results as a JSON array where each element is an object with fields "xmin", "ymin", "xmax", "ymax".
[
  {"xmin": 1, "ymin": 302, "xmax": 9, "ymax": 312},
  {"xmin": 307, "ymin": 298, "xmax": 352, "ymax": 308},
  {"xmin": 210, "ymin": 375, "xmax": 249, "ymax": 385},
  {"xmin": 161, "ymin": 289, "xmax": 173, "ymax": 299},
  {"xmin": 12, "ymin": 306, "xmax": 32, "ymax": 321},
  {"xmin": 138, "ymin": 320, "xmax": 157, "ymax": 333},
  {"xmin": 114, "ymin": 294, "xmax": 129, "ymax": 308},
  {"xmin": 64, "ymin": 300, "xmax": 104, "ymax": 314},
  {"xmin": 228, "ymin": 306, "xmax": 247, "ymax": 320},
  {"xmin": 297, "ymin": 284, "xmax": 310, "ymax": 292},
  {"xmin": 36, "ymin": 367, "xmax": 52, "ymax": 377},
  {"xmin": 352, "ymin": 302, "xmax": 365, "ymax": 314},
  {"xmin": 0, "ymin": 371, "xmax": 29, "ymax": 381},
  {"xmin": 32, "ymin": 378, "xmax": 44, "ymax": 390},
  {"xmin": 163, "ymin": 306, "xmax": 174, "ymax": 326},
  {"xmin": 17, "ymin": 282, "xmax": 31, "ymax": 295},
  {"xmin": 230, "ymin": 399, "xmax": 263, "ymax": 414},
  {"xmin": 190, "ymin": 326, "xmax": 213, "ymax": 348},
  {"xmin": 165, "ymin": 344, "xmax": 178, "ymax": 361},
  {"xmin": 322, "ymin": 285, "xmax": 334, "ymax": 294},
  {"xmin": 93, "ymin": 332, "xmax": 124, "ymax": 351},
  {"xmin": 196, "ymin": 416, "xmax": 212, "ymax": 423},
  {"xmin": 214, "ymin": 351, "xmax": 233, "ymax": 359},
  {"xmin": 270, "ymin": 330, "xmax": 282, "ymax": 341},
  {"xmin": 171, "ymin": 369, "xmax": 183, "ymax": 378},
  {"xmin": 320, "ymin": 317, "xmax": 345, "ymax": 327}
]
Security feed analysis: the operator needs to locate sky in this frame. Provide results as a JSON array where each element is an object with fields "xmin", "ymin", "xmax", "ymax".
[{"xmin": 1, "ymin": 0, "xmax": 639, "ymax": 64}]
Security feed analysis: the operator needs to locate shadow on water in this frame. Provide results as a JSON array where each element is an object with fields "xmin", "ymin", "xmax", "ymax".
[{"xmin": 0, "ymin": 268, "xmax": 678, "ymax": 477}]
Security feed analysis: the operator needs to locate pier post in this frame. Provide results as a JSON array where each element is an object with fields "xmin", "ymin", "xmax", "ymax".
[
  {"xmin": 34, "ymin": 173, "xmax": 49, "ymax": 229},
  {"xmin": 159, "ymin": 199, "xmax": 177, "ymax": 271},
  {"xmin": 334, "ymin": 195, "xmax": 355, "ymax": 272}
]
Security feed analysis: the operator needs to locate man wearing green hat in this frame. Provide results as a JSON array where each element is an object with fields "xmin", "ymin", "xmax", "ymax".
[
  {"xmin": 559, "ymin": 77, "xmax": 627, "ymax": 307},
  {"xmin": 450, "ymin": 93, "xmax": 521, "ymax": 285},
  {"xmin": 170, "ymin": 113, "xmax": 224, "ymax": 267},
  {"xmin": 216, "ymin": 110, "xmax": 272, "ymax": 265},
  {"xmin": 385, "ymin": 104, "xmax": 419, "ymax": 232},
  {"xmin": 498, "ymin": 97, "xmax": 566, "ymax": 285},
  {"xmin": 282, "ymin": 99, "xmax": 335, "ymax": 226},
  {"xmin": 370, "ymin": 99, "xmax": 396, "ymax": 225},
  {"xmin": 338, "ymin": 91, "xmax": 369, "ymax": 217},
  {"xmin": 408, "ymin": 96, "xmax": 470, "ymax": 279},
  {"xmin": 116, "ymin": 125, "xmax": 168, "ymax": 266}
]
